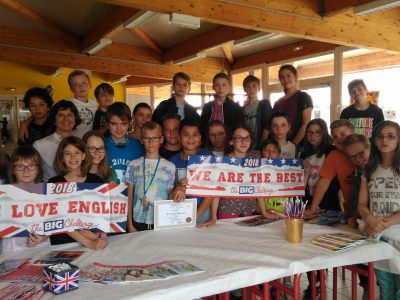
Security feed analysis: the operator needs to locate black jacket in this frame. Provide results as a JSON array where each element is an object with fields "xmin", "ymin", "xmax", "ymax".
[
  {"xmin": 152, "ymin": 97, "xmax": 200, "ymax": 125},
  {"xmin": 242, "ymin": 99, "xmax": 272, "ymax": 147}
]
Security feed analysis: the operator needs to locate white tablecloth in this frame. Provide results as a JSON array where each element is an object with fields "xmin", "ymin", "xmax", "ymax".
[{"xmin": 1, "ymin": 219, "xmax": 399, "ymax": 300}]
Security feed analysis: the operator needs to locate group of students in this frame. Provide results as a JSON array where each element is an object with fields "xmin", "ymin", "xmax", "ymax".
[{"xmin": 1, "ymin": 65, "xmax": 399, "ymax": 299}]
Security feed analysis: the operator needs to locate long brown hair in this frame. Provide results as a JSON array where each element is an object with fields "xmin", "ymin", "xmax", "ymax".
[{"xmin": 82, "ymin": 131, "xmax": 112, "ymax": 182}]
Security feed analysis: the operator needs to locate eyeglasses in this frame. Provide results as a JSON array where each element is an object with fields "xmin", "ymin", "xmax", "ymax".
[
  {"xmin": 233, "ymin": 135, "xmax": 251, "ymax": 143},
  {"xmin": 348, "ymin": 149, "xmax": 366, "ymax": 161},
  {"xmin": 142, "ymin": 136, "xmax": 162, "ymax": 143},
  {"xmin": 306, "ymin": 130, "xmax": 322, "ymax": 137},
  {"xmin": 209, "ymin": 132, "xmax": 226, "ymax": 139},
  {"xmin": 14, "ymin": 164, "xmax": 38, "ymax": 172},
  {"xmin": 376, "ymin": 133, "xmax": 397, "ymax": 141},
  {"xmin": 108, "ymin": 121, "xmax": 129, "ymax": 127},
  {"xmin": 87, "ymin": 146, "xmax": 106, "ymax": 153}
]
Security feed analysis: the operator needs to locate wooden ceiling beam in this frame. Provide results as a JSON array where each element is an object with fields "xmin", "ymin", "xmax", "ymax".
[
  {"xmin": 164, "ymin": 26, "xmax": 257, "ymax": 62},
  {"xmin": 222, "ymin": 44, "xmax": 235, "ymax": 65},
  {"xmin": 98, "ymin": 0, "xmax": 400, "ymax": 52},
  {"xmin": 321, "ymin": 0, "xmax": 372, "ymax": 16},
  {"xmin": 32, "ymin": 66, "xmax": 64, "ymax": 77},
  {"xmin": 96, "ymin": 43, "xmax": 162, "ymax": 64},
  {"xmin": 0, "ymin": 0, "xmax": 75, "ymax": 38},
  {"xmin": 0, "ymin": 45, "xmax": 224, "ymax": 83},
  {"xmin": 0, "ymin": 26, "xmax": 79, "ymax": 52},
  {"xmin": 82, "ymin": 6, "xmax": 140, "ymax": 51},
  {"xmin": 127, "ymin": 76, "xmax": 172, "ymax": 86},
  {"xmin": 233, "ymin": 40, "xmax": 338, "ymax": 70},
  {"xmin": 130, "ymin": 28, "xmax": 164, "ymax": 55}
]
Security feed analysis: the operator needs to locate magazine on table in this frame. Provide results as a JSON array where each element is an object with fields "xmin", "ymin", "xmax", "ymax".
[
  {"xmin": 33, "ymin": 250, "xmax": 85, "ymax": 265},
  {"xmin": 81, "ymin": 260, "xmax": 204, "ymax": 284},
  {"xmin": 0, "ymin": 283, "xmax": 45, "ymax": 300},
  {"xmin": 235, "ymin": 215, "xmax": 280, "ymax": 226},
  {"xmin": 303, "ymin": 210, "xmax": 344, "ymax": 226},
  {"xmin": 0, "ymin": 263, "xmax": 43, "ymax": 283},
  {"xmin": 0, "ymin": 259, "xmax": 30, "ymax": 276},
  {"xmin": 309, "ymin": 232, "xmax": 367, "ymax": 252}
]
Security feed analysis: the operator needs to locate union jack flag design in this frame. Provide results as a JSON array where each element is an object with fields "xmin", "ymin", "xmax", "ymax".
[{"xmin": 43, "ymin": 264, "xmax": 79, "ymax": 294}]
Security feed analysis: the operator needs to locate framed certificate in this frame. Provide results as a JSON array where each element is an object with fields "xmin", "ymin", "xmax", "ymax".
[{"xmin": 153, "ymin": 199, "xmax": 197, "ymax": 230}]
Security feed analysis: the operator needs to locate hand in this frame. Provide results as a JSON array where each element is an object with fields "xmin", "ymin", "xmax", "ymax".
[
  {"xmin": 89, "ymin": 238, "xmax": 107, "ymax": 250},
  {"xmin": 303, "ymin": 160, "xmax": 312, "ymax": 173},
  {"xmin": 197, "ymin": 219, "xmax": 216, "ymax": 228},
  {"xmin": 80, "ymin": 229, "xmax": 100, "ymax": 240},
  {"xmin": 365, "ymin": 215, "xmax": 389, "ymax": 234},
  {"xmin": 173, "ymin": 186, "xmax": 186, "ymax": 202},
  {"xmin": 18, "ymin": 118, "xmax": 31, "ymax": 142},
  {"xmin": 263, "ymin": 211, "xmax": 280, "ymax": 219},
  {"xmin": 28, "ymin": 233, "xmax": 48, "ymax": 247},
  {"xmin": 304, "ymin": 208, "xmax": 318, "ymax": 216},
  {"xmin": 127, "ymin": 223, "xmax": 137, "ymax": 233}
]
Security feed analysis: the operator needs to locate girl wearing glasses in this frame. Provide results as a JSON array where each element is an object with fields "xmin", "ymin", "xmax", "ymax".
[
  {"xmin": 206, "ymin": 120, "xmax": 228, "ymax": 156},
  {"xmin": 83, "ymin": 131, "xmax": 113, "ymax": 182},
  {"xmin": 48, "ymin": 136, "xmax": 107, "ymax": 250},
  {"xmin": 1, "ymin": 146, "xmax": 49, "ymax": 254},
  {"xmin": 358, "ymin": 120, "xmax": 400, "ymax": 300}
]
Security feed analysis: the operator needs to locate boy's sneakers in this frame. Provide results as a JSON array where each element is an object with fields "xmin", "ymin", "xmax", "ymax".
[{"xmin": 302, "ymin": 284, "xmax": 320, "ymax": 300}]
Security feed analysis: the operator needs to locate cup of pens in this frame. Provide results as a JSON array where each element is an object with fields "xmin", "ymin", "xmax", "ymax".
[{"xmin": 283, "ymin": 198, "xmax": 307, "ymax": 244}]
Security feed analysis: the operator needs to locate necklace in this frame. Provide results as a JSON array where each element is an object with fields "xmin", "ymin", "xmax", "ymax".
[{"xmin": 141, "ymin": 156, "xmax": 160, "ymax": 208}]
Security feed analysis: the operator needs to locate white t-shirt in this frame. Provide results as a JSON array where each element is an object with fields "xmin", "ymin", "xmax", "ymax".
[
  {"xmin": 281, "ymin": 141, "xmax": 296, "ymax": 158},
  {"xmin": 70, "ymin": 98, "xmax": 98, "ymax": 138},
  {"xmin": 305, "ymin": 154, "xmax": 326, "ymax": 196},
  {"xmin": 33, "ymin": 132, "xmax": 62, "ymax": 181}
]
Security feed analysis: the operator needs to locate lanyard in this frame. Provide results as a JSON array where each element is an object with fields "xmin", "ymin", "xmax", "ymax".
[{"xmin": 142, "ymin": 156, "xmax": 160, "ymax": 197}]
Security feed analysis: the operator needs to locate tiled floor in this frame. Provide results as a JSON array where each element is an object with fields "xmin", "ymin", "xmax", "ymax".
[{"xmin": 297, "ymin": 268, "xmax": 380, "ymax": 300}]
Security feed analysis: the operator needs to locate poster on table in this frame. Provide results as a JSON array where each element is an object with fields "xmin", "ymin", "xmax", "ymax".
[
  {"xmin": 186, "ymin": 155, "xmax": 304, "ymax": 198},
  {"xmin": 0, "ymin": 182, "xmax": 128, "ymax": 238}
]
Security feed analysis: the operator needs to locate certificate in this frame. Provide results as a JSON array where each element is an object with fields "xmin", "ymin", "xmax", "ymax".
[{"xmin": 154, "ymin": 199, "xmax": 197, "ymax": 230}]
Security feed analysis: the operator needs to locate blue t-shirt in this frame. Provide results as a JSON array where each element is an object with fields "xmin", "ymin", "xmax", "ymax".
[
  {"xmin": 124, "ymin": 157, "xmax": 175, "ymax": 224},
  {"xmin": 169, "ymin": 149, "xmax": 212, "ymax": 223},
  {"xmin": 105, "ymin": 136, "xmax": 144, "ymax": 184}
]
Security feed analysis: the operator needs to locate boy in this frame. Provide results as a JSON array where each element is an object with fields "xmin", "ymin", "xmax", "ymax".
[
  {"xmin": 340, "ymin": 79, "xmax": 384, "ymax": 139},
  {"xmin": 201, "ymin": 72, "xmax": 243, "ymax": 137},
  {"xmin": 93, "ymin": 83, "xmax": 114, "ymax": 133},
  {"xmin": 129, "ymin": 103, "xmax": 152, "ymax": 140},
  {"xmin": 105, "ymin": 102, "xmax": 144, "ymax": 184},
  {"xmin": 169, "ymin": 119, "xmax": 212, "ymax": 223},
  {"xmin": 160, "ymin": 114, "xmax": 181, "ymax": 159},
  {"xmin": 19, "ymin": 87, "xmax": 53, "ymax": 145},
  {"xmin": 152, "ymin": 72, "xmax": 200, "ymax": 124},
  {"xmin": 309, "ymin": 120, "xmax": 356, "ymax": 214},
  {"xmin": 270, "ymin": 111, "xmax": 296, "ymax": 158},
  {"xmin": 242, "ymin": 75, "xmax": 272, "ymax": 147},
  {"xmin": 124, "ymin": 121, "xmax": 176, "ymax": 231},
  {"xmin": 68, "ymin": 70, "xmax": 98, "ymax": 138}
]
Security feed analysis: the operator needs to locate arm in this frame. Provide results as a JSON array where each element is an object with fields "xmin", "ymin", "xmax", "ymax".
[
  {"xmin": 197, "ymin": 197, "xmax": 212, "ymax": 220},
  {"xmin": 308, "ymin": 176, "xmax": 331, "ymax": 213},
  {"xmin": 28, "ymin": 233, "xmax": 49, "ymax": 247},
  {"xmin": 127, "ymin": 184, "xmax": 137, "ymax": 232},
  {"xmin": 257, "ymin": 198, "xmax": 279, "ymax": 219},
  {"xmin": 293, "ymin": 107, "xmax": 312, "ymax": 145},
  {"xmin": 199, "ymin": 198, "xmax": 219, "ymax": 227},
  {"xmin": 261, "ymin": 129, "xmax": 270, "ymax": 141},
  {"xmin": 18, "ymin": 116, "xmax": 33, "ymax": 142},
  {"xmin": 66, "ymin": 231, "xmax": 107, "ymax": 250},
  {"xmin": 172, "ymin": 178, "xmax": 187, "ymax": 202}
]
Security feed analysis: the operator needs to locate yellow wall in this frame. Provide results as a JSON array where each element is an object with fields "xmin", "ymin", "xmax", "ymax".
[{"xmin": 0, "ymin": 61, "xmax": 126, "ymax": 101}]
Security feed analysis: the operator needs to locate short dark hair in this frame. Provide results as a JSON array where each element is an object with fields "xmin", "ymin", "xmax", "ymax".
[
  {"xmin": 133, "ymin": 102, "xmax": 152, "ymax": 115},
  {"xmin": 8, "ymin": 145, "xmax": 43, "ymax": 183},
  {"xmin": 330, "ymin": 119, "xmax": 354, "ymax": 132},
  {"xmin": 106, "ymin": 102, "xmax": 131, "ymax": 122},
  {"xmin": 260, "ymin": 138, "xmax": 281, "ymax": 153},
  {"xmin": 22, "ymin": 87, "xmax": 53, "ymax": 109},
  {"xmin": 179, "ymin": 118, "xmax": 201, "ymax": 134},
  {"xmin": 68, "ymin": 70, "xmax": 91, "ymax": 87},
  {"xmin": 278, "ymin": 64, "xmax": 298, "ymax": 77},
  {"xmin": 343, "ymin": 133, "xmax": 370, "ymax": 150},
  {"xmin": 54, "ymin": 136, "xmax": 91, "ymax": 176},
  {"xmin": 161, "ymin": 113, "xmax": 180, "ymax": 125},
  {"xmin": 347, "ymin": 79, "xmax": 367, "ymax": 93},
  {"xmin": 48, "ymin": 100, "xmax": 81, "ymax": 131},
  {"xmin": 213, "ymin": 72, "xmax": 230, "ymax": 85},
  {"xmin": 172, "ymin": 72, "xmax": 191, "ymax": 85},
  {"xmin": 270, "ymin": 111, "xmax": 291, "ymax": 126},
  {"xmin": 243, "ymin": 75, "xmax": 260, "ymax": 89},
  {"xmin": 94, "ymin": 83, "xmax": 114, "ymax": 98}
]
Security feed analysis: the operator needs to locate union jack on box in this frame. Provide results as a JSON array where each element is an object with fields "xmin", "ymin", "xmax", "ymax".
[{"xmin": 43, "ymin": 263, "xmax": 79, "ymax": 294}]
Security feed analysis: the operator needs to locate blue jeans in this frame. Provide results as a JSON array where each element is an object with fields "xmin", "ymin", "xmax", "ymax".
[{"xmin": 375, "ymin": 268, "xmax": 400, "ymax": 300}]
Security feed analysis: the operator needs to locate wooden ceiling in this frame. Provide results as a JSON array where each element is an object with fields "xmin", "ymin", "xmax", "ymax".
[{"xmin": 0, "ymin": 0, "xmax": 399, "ymax": 85}]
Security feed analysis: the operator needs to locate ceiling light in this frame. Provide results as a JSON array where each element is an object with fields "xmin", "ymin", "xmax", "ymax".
[
  {"xmin": 234, "ymin": 33, "xmax": 278, "ymax": 47},
  {"xmin": 111, "ymin": 76, "xmax": 129, "ymax": 84},
  {"xmin": 85, "ymin": 38, "xmax": 112, "ymax": 55},
  {"xmin": 175, "ymin": 53, "xmax": 207, "ymax": 65},
  {"xmin": 50, "ymin": 68, "xmax": 63, "ymax": 77},
  {"xmin": 123, "ymin": 11, "xmax": 158, "ymax": 28},
  {"xmin": 169, "ymin": 13, "xmax": 200, "ymax": 29},
  {"xmin": 354, "ymin": 0, "xmax": 400, "ymax": 15},
  {"xmin": 293, "ymin": 45, "xmax": 304, "ymax": 52}
]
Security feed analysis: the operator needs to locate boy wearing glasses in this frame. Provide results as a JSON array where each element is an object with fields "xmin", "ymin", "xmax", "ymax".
[
  {"xmin": 160, "ymin": 114, "xmax": 181, "ymax": 159},
  {"xmin": 340, "ymin": 79, "xmax": 384, "ymax": 139},
  {"xmin": 105, "ymin": 102, "xmax": 144, "ymax": 184},
  {"xmin": 124, "ymin": 122, "xmax": 175, "ymax": 231}
]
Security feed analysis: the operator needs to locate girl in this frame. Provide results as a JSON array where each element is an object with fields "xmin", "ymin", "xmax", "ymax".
[
  {"xmin": 270, "ymin": 111, "xmax": 296, "ymax": 158},
  {"xmin": 206, "ymin": 125, "xmax": 276, "ymax": 224},
  {"xmin": 258, "ymin": 139, "xmax": 285, "ymax": 217},
  {"xmin": 206, "ymin": 120, "xmax": 227, "ymax": 156},
  {"xmin": 48, "ymin": 136, "xmax": 106, "ymax": 250},
  {"xmin": 1, "ymin": 146, "xmax": 49, "ymax": 254},
  {"xmin": 358, "ymin": 120, "xmax": 400, "ymax": 300},
  {"xmin": 83, "ymin": 131, "xmax": 113, "ymax": 182},
  {"xmin": 273, "ymin": 64, "xmax": 313, "ymax": 145}
]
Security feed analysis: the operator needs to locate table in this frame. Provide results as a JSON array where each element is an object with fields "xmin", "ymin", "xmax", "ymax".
[{"xmin": 0, "ymin": 219, "xmax": 399, "ymax": 300}]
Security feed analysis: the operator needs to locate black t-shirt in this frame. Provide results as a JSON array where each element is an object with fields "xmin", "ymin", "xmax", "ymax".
[
  {"xmin": 48, "ymin": 173, "xmax": 104, "ymax": 245},
  {"xmin": 159, "ymin": 147, "xmax": 181, "ymax": 160},
  {"xmin": 18, "ymin": 118, "xmax": 53, "ymax": 146},
  {"xmin": 340, "ymin": 104, "xmax": 384, "ymax": 139},
  {"xmin": 92, "ymin": 109, "xmax": 107, "ymax": 131}
]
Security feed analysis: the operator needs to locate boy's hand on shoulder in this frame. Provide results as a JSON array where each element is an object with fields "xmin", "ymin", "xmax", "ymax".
[{"xmin": 18, "ymin": 119, "xmax": 31, "ymax": 141}]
